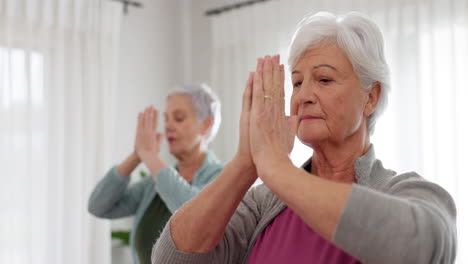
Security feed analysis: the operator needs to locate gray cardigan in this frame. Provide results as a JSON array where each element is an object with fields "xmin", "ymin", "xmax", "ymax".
[
  {"xmin": 88, "ymin": 151, "xmax": 224, "ymax": 264},
  {"xmin": 151, "ymin": 147, "xmax": 457, "ymax": 264}
]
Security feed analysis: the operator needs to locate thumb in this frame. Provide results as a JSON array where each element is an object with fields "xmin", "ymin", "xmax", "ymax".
[
  {"xmin": 287, "ymin": 115, "xmax": 299, "ymax": 136},
  {"xmin": 156, "ymin": 133, "xmax": 164, "ymax": 144},
  {"xmin": 285, "ymin": 115, "xmax": 299, "ymax": 154}
]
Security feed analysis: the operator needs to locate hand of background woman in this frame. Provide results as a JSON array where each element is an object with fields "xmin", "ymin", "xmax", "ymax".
[
  {"xmin": 135, "ymin": 106, "xmax": 166, "ymax": 177},
  {"xmin": 232, "ymin": 72, "xmax": 258, "ymax": 183},
  {"xmin": 249, "ymin": 55, "xmax": 299, "ymax": 180}
]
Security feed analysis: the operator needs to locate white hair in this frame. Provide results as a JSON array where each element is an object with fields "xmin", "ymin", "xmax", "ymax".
[
  {"xmin": 288, "ymin": 12, "xmax": 390, "ymax": 134},
  {"xmin": 167, "ymin": 83, "xmax": 221, "ymax": 144}
]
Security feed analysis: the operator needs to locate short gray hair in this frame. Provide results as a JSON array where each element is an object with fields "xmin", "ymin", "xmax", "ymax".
[
  {"xmin": 167, "ymin": 83, "xmax": 221, "ymax": 144},
  {"xmin": 288, "ymin": 12, "xmax": 390, "ymax": 134}
]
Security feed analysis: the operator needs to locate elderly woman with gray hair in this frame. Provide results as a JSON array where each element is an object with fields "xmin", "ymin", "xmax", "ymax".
[
  {"xmin": 88, "ymin": 84, "xmax": 223, "ymax": 264},
  {"xmin": 151, "ymin": 12, "xmax": 457, "ymax": 264}
]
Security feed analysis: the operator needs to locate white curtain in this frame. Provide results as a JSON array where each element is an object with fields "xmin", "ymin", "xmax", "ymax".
[
  {"xmin": 0, "ymin": 0, "xmax": 121, "ymax": 263},
  {"xmin": 209, "ymin": 0, "xmax": 468, "ymax": 263}
]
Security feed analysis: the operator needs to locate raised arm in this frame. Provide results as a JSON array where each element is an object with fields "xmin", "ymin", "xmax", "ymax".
[
  {"xmin": 87, "ymin": 152, "xmax": 146, "ymax": 218},
  {"xmin": 88, "ymin": 108, "xmax": 156, "ymax": 218},
  {"xmin": 152, "ymin": 72, "xmax": 261, "ymax": 263},
  {"xmin": 117, "ymin": 151, "xmax": 141, "ymax": 177}
]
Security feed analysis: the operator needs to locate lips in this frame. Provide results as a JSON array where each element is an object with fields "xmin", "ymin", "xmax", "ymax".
[
  {"xmin": 300, "ymin": 115, "xmax": 323, "ymax": 121},
  {"xmin": 167, "ymin": 137, "xmax": 176, "ymax": 143}
]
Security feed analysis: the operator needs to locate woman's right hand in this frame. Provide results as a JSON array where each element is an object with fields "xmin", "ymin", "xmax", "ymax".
[
  {"xmin": 233, "ymin": 72, "xmax": 258, "ymax": 182},
  {"xmin": 134, "ymin": 106, "xmax": 163, "ymax": 160}
]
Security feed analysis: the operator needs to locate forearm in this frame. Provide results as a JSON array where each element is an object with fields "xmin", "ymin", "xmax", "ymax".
[
  {"xmin": 260, "ymin": 158, "xmax": 351, "ymax": 241},
  {"xmin": 88, "ymin": 166, "xmax": 133, "ymax": 218},
  {"xmin": 117, "ymin": 151, "xmax": 141, "ymax": 176},
  {"xmin": 170, "ymin": 159, "xmax": 256, "ymax": 253}
]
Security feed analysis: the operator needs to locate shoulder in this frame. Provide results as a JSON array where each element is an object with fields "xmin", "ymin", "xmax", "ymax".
[
  {"xmin": 200, "ymin": 150, "xmax": 225, "ymax": 176},
  {"xmin": 374, "ymin": 169, "xmax": 456, "ymax": 219},
  {"xmin": 202, "ymin": 162, "xmax": 224, "ymax": 178},
  {"xmin": 192, "ymin": 154, "xmax": 224, "ymax": 185}
]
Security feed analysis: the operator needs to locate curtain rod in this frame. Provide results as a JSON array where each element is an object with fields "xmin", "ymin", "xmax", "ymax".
[
  {"xmin": 111, "ymin": 0, "xmax": 143, "ymax": 15},
  {"xmin": 205, "ymin": 0, "xmax": 272, "ymax": 16}
]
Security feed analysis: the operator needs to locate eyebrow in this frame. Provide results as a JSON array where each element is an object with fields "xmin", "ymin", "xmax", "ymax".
[
  {"xmin": 292, "ymin": 64, "xmax": 338, "ymax": 74},
  {"xmin": 164, "ymin": 110, "xmax": 185, "ymax": 116},
  {"xmin": 172, "ymin": 110, "xmax": 186, "ymax": 116}
]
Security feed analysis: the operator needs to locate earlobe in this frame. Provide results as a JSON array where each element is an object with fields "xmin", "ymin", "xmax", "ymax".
[{"xmin": 365, "ymin": 82, "xmax": 382, "ymax": 117}]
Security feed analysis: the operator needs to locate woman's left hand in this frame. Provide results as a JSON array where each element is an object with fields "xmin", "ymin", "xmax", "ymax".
[
  {"xmin": 136, "ymin": 106, "xmax": 166, "ymax": 177},
  {"xmin": 249, "ymin": 55, "xmax": 299, "ymax": 179}
]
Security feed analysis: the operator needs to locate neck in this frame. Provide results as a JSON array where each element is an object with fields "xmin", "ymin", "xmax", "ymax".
[
  {"xmin": 175, "ymin": 143, "xmax": 207, "ymax": 171},
  {"xmin": 310, "ymin": 125, "xmax": 370, "ymax": 183}
]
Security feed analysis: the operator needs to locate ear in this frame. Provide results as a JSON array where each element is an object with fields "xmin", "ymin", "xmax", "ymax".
[
  {"xmin": 364, "ymin": 82, "xmax": 382, "ymax": 117},
  {"xmin": 200, "ymin": 117, "xmax": 213, "ymax": 136}
]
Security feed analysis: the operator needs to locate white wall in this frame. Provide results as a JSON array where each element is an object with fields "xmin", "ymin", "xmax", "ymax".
[
  {"xmin": 183, "ymin": 1, "xmax": 215, "ymax": 84},
  {"xmin": 109, "ymin": 0, "xmax": 185, "ymax": 262}
]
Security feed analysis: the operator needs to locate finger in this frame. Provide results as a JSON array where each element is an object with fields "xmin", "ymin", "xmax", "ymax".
[
  {"xmin": 142, "ymin": 107, "xmax": 147, "ymax": 129},
  {"xmin": 263, "ymin": 56, "xmax": 273, "ymax": 96},
  {"xmin": 145, "ymin": 107, "xmax": 152, "ymax": 130},
  {"xmin": 151, "ymin": 107, "xmax": 156, "ymax": 131},
  {"xmin": 287, "ymin": 115, "xmax": 299, "ymax": 153},
  {"xmin": 279, "ymin": 64, "xmax": 286, "ymax": 112},
  {"xmin": 156, "ymin": 133, "xmax": 163, "ymax": 144},
  {"xmin": 242, "ymin": 72, "xmax": 254, "ymax": 113},
  {"xmin": 272, "ymin": 55, "xmax": 281, "ymax": 104},
  {"xmin": 252, "ymin": 58, "xmax": 265, "ymax": 114},
  {"xmin": 153, "ymin": 108, "xmax": 159, "ymax": 131},
  {"xmin": 148, "ymin": 107, "xmax": 154, "ymax": 131},
  {"xmin": 137, "ymin": 112, "xmax": 143, "ymax": 131},
  {"xmin": 287, "ymin": 115, "xmax": 300, "ymax": 135}
]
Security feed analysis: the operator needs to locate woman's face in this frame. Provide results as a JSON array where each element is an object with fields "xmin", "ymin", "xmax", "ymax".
[
  {"xmin": 290, "ymin": 43, "xmax": 370, "ymax": 147},
  {"xmin": 164, "ymin": 95, "xmax": 206, "ymax": 156}
]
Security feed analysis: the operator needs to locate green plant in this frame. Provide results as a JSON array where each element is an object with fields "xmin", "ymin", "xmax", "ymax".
[{"xmin": 111, "ymin": 231, "xmax": 130, "ymax": 246}]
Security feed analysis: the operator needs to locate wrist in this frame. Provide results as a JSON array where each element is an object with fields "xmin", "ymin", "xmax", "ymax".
[
  {"xmin": 231, "ymin": 155, "xmax": 258, "ymax": 184},
  {"xmin": 144, "ymin": 155, "xmax": 166, "ymax": 178},
  {"xmin": 255, "ymin": 153, "xmax": 293, "ymax": 181},
  {"xmin": 131, "ymin": 150, "xmax": 141, "ymax": 162}
]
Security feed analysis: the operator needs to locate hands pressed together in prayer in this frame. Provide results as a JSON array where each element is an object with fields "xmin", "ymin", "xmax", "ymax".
[
  {"xmin": 134, "ymin": 106, "xmax": 166, "ymax": 178},
  {"xmin": 234, "ymin": 55, "xmax": 299, "ymax": 184}
]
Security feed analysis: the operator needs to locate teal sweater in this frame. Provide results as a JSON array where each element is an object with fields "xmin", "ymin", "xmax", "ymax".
[{"xmin": 88, "ymin": 151, "xmax": 223, "ymax": 264}]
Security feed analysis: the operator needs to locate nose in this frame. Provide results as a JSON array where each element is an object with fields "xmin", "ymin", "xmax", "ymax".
[
  {"xmin": 296, "ymin": 81, "xmax": 318, "ymax": 105},
  {"xmin": 165, "ymin": 120, "xmax": 175, "ymax": 133}
]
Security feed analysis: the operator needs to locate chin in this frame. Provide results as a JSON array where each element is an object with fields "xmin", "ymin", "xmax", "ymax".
[
  {"xmin": 297, "ymin": 126, "xmax": 327, "ymax": 146},
  {"xmin": 168, "ymin": 145, "xmax": 180, "ymax": 156}
]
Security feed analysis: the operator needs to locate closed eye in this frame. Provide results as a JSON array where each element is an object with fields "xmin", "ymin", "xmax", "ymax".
[
  {"xmin": 319, "ymin": 78, "xmax": 333, "ymax": 84},
  {"xmin": 293, "ymin": 81, "xmax": 302, "ymax": 88}
]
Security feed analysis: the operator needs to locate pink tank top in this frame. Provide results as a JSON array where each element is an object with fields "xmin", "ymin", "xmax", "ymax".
[{"xmin": 247, "ymin": 207, "xmax": 361, "ymax": 264}]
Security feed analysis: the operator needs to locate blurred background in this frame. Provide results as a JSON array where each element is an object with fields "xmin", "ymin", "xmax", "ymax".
[{"xmin": 1, "ymin": 0, "xmax": 467, "ymax": 263}]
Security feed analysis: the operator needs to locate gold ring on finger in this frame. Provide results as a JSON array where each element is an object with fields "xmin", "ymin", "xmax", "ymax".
[{"xmin": 264, "ymin": 95, "xmax": 273, "ymax": 99}]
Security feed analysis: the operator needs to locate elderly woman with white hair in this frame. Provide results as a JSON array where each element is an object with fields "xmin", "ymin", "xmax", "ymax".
[
  {"xmin": 151, "ymin": 12, "xmax": 457, "ymax": 264},
  {"xmin": 88, "ymin": 84, "xmax": 223, "ymax": 264}
]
